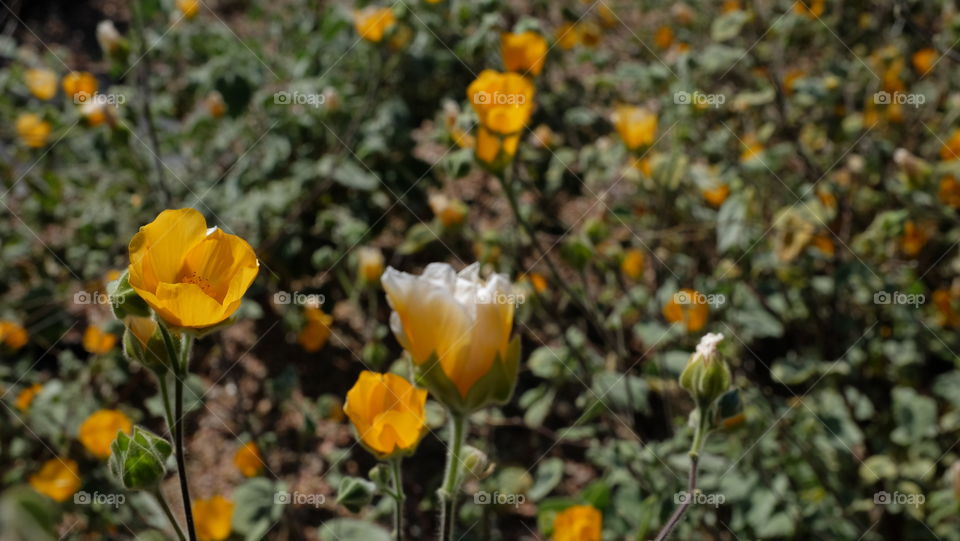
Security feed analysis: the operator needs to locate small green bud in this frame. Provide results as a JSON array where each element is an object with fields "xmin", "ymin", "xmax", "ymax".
[
  {"xmin": 679, "ymin": 333, "xmax": 731, "ymax": 407},
  {"xmin": 108, "ymin": 426, "xmax": 172, "ymax": 490},
  {"xmin": 461, "ymin": 445, "xmax": 493, "ymax": 481},
  {"xmin": 336, "ymin": 476, "xmax": 375, "ymax": 513},
  {"xmin": 122, "ymin": 317, "xmax": 172, "ymax": 372},
  {"xmin": 368, "ymin": 464, "xmax": 391, "ymax": 493}
]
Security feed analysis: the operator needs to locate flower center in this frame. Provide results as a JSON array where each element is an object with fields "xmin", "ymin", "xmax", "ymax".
[{"xmin": 180, "ymin": 270, "xmax": 216, "ymax": 297}]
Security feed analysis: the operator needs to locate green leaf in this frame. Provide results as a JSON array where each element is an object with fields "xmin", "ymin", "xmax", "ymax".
[
  {"xmin": 318, "ymin": 519, "xmax": 392, "ymax": 541},
  {"xmin": 528, "ymin": 458, "xmax": 564, "ymax": 501},
  {"xmin": 232, "ymin": 478, "xmax": 282, "ymax": 541},
  {"xmin": 711, "ymin": 10, "xmax": 750, "ymax": 41}
]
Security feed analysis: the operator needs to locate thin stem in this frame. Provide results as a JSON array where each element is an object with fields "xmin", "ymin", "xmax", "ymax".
[
  {"xmin": 653, "ymin": 409, "xmax": 709, "ymax": 541},
  {"xmin": 156, "ymin": 371, "xmax": 175, "ymax": 439},
  {"xmin": 391, "ymin": 458, "xmax": 406, "ymax": 541},
  {"xmin": 174, "ymin": 368, "xmax": 198, "ymax": 541},
  {"xmin": 153, "ymin": 488, "xmax": 188, "ymax": 541},
  {"xmin": 438, "ymin": 413, "xmax": 466, "ymax": 541}
]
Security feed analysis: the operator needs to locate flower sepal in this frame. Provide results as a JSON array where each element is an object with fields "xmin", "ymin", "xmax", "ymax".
[
  {"xmin": 107, "ymin": 270, "xmax": 151, "ymax": 320},
  {"xmin": 413, "ymin": 335, "xmax": 521, "ymax": 414},
  {"xmin": 122, "ymin": 316, "xmax": 172, "ymax": 373}
]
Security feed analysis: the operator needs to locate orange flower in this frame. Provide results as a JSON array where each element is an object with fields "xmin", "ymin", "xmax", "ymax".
[
  {"xmin": 78, "ymin": 409, "xmax": 133, "ymax": 459},
  {"xmin": 663, "ymin": 289, "xmax": 709, "ymax": 332},
  {"xmin": 501, "ymin": 32, "xmax": 548, "ymax": 76},
  {"xmin": 555, "ymin": 22, "xmax": 580, "ymax": 50},
  {"xmin": 611, "ymin": 106, "xmax": 657, "ymax": 151},
  {"xmin": 62, "ymin": 71, "xmax": 98, "ymax": 103},
  {"xmin": 354, "ymin": 7, "xmax": 396, "ymax": 43},
  {"xmin": 29, "ymin": 458, "xmax": 81, "ymax": 502},
  {"xmin": 793, "ymin": 0, "xmax": 824, "ymax": 18},
  {"xmin": 429, "ymin": 193, "xmax": 468, "ymax": 227},
  {"xmin": 343, "ymin": 371, "xmax": 427, "ymax": 458},
  {"xmin": 520, "ymin": 272, "xmax": 548, "ymax": 294},
  {"xmin": 702, "ymin": 184, "xmax": 730, "ymax": 208},
  {"xmin": 811, "ymin": 234, "xmax": 835, "ymax": 257},
  {"xmin": 939, "ymin": 176, "xmax": 960, "ymax": 208},
  {"xmin": 15, "ymin": 383, "xmax": 42, "ymax": 411},
  {"xmin": 233, "ymin": 442, "xmax": 264, "ymax": 477},
  {"xmin": 83, "ymin": 325, "xmax": 118, "ymax": 355},
  {"xmin": 912, "ymin": 48, "xmax": 938, "ymax": 75},
  {"xmin": 467, "ymin": 70, "xmax": 536, "ymax": 167},
  {"xmin": 0, "ymin": 320, "xmax": 28, "ymax": 350},
  {"xmin": 940, "ymin": 130, "xmax": 960, "ymax": 161},
  {"xmin": 298, "ymin": 306, "xmax": 333, "ymax": 352},
  {"xmin": 621, "ymin": 249, "xmax": 645, "ymax": 280},
  {"xmin": 553, "ymin": 505, "xmax": 602, "ymax": 541},
  {"xmin": 934, "ymin": 289, "xmax": 960, "ymax": 328},
  {"xmin": 177, "ymin": 0, "xmax": 200, "ymax": 18},
  {"xmin": 739, "ymin": 135, "xmax": 764, "ymax": 162},
  {"xmin": 193, "ymin": 495, "xmax": 234, "ymax": 541},
  {"xmin": 900, "ymin": 220, "xmax": 927, "ymax": 257},
  {"xmin": 654, "ymin": 26, "xmax": 674, "ymax": 49}
]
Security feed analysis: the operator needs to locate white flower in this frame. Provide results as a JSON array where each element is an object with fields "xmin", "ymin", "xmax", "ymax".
[{"xmin": 97, "ymin": 21, "xmax": 122, "ymax": 55}]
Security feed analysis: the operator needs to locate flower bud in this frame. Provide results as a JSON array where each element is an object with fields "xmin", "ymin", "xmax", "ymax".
[
  {"xmin": 122, "ymin": 316, "xmax": 172, "ymax": 372},
  {"xmin": 108, "ymin": 426, "xmax": 172, "ymax": 490},
  {"xmin": 336, "ymin": 476, "xmax": 376, "ymax": 513},
  {"xmin": 679, "ymin": 333, "xmax": 731, "ymax": 407},
  {"xmin": 107, "ymin": 270, "xmax": 152, "ymax": 320},
  {"xmin": 461, "ymin": 445, "xmax": 493, "ymax": 481},
  {"xmin": 368, "ymin": 464, "xmax": 391, "ymax": 492}
]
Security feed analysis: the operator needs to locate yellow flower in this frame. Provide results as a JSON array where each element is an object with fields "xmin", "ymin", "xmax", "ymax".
[
  {"xmin": 233, "ymin": 442, "xmax": 264, "ymax": 477},
  {"xmin": 793, "ymin": 0, "xmax": 824, "ymax": 18},
  {"xmin": 702, "ymin": 184, "xmax": 730, "ymax": 208},
  {"xmin": 29, "ymin": 458, "xmax": 81, "ymax": 502},
  {"xmin": 193, "ymin": 495, "xmax": 234, "ymax": 541},
  {"xmin": 298, "ymin": 306, "xmax": 333, "ymax": 352},
  {"xmin": 721, "ymin": 0, "xmax": 742, "ymax": 13},
  {"xmin": 205, "ymin": 91, "xmax": 226, "ymax": 118},
  {"xmin": 15, "ymin": 383, "xmax": 42, "ymax": 411},
  {"xmin": 343, "ymin": 371, "xmax": 427, "ymax": 458},
  {"xmin": 105, "ymin": 269, "xmax": 123, "ymax": 282},
  {"xmin": 83, "ymin": 325, "xmax": 118, "ymax": 355},
  {"xmin": 939, "ymin": 176, "xmax": 960, "ymax": 208},
  {"xmin": 519, "ymin": 272, "xmax": 548, "ymax": 294},
  {"xmin": 501, "ymin": 32, "xmax": 548, "ymax": 76},
  {"xmin": 941, "ymin": 130, "xmax": 960, "ymax": 161},
  {"xmin": 16, "ymin": 113, "xmax": 52, "ymax": 148},
  {"xmin": 654, "ymin": 26, "xmax": 674, "ymax": 49},
  {"xmin": 900, "ymin": 220, "xmax": 927, "ymax": 257},
  {"xmin": 354, "ymin": 7, "xmax": 396, "ymax": 43},
  {"xmin": 621, "ymin": 249, "xmax": 645, "ymax": 280},
  {"xmin": 25, "ymin": 69, "xmax": 57, "ymax": 100},
  {"xmin": 62, "ymin": 71, "xmax": 98, "ymax": 103},
  {"xmin": 429, "ymin": 193, "xmax": 468, "ymax": 227},
  {"xmin": 177, "ymin": 0, "xmax": 200, "ymax": 19},
  {"xmin": 555, "ymin": 22, "xmax": 580, "ymax": 50},
  {"xmin": 0, "ymin": 320, "xmax": 28, "ymax": 350},
  {"xmin": 382, "ymin": 263, "xmax": 516, "ymax": 401},
  {"xmin": 552, "ymin": 505, "xmax": 602, "ymax": 541},
  {"xmin": 82, "ymin": 100, "xmax": 113, "ymax": 127},
  {"xmin": 358, "ymin": 246, "xmax": 385, "ymax": 284},
  {"xmin": 739, "ymin": 134, "xmax": 764, "ymax": 162},
  {"xmin": 912, "ymin": 48, "xmax": 937, "ymax": 75},
  {"xmin": 127, "ymin": 208, "xmax": 259, "ymax": 329},
  {"xmin": 78, "ymin": 409, "xmax": 133, "ymax": 459},
  {"xmin": 663, "ymin": 289, "xmax": 709, "ymax": 332},
  {"xmin": 611, "ymin": 106, "xmax": 657, "ymax": 152}
]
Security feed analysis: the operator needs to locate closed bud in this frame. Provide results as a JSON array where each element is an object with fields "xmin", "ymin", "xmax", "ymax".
[
  {"xmin": 122, "ymin": 316, "xmax": 172, "ymax": 372},
  {"xmin": 461, "ymin": 445, "xmax": 493, "ymax": 481},
  {"xmin": 108, "ymin": 426, "xmax": 172, "ymax": 490},
  {"xmin": 368, "ymin": 464, "xmax": 391, "ymax": 492},
  {"xmin": 336, "ymin": 476, "xmax": 376, "ymax": 513},
  {"xmin": 679, "ymin": 333, "xmax": 731, "ymax": 407}
]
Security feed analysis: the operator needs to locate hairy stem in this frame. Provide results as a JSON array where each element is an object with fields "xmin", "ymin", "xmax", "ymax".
[
  {"xmin": 391, "ymin": 458, "xmax": 406, "ymax": 541},
  {"xmin": 153, "ymin": 488, "xmax": 188, "ymax": 541},
  {"xmin": 438, "ymin": 413, "xmax": 466, "ymax": 541}
]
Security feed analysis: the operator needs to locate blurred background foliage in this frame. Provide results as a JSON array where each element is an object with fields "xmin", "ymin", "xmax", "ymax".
[{"xmin": 2, "ymin": 0, "xmax": 960, "ymax": 539}]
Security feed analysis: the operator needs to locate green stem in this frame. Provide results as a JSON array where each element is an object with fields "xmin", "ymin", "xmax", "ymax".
[
  {"xmin": 391, "ymin": 458, "xmax": 406, "ymax": 541},
  {"xmin": 153, "ymin": 488, "xmax": 188, "ymax": 541},
  {"xmin": 438, "ymin": 413, "xmax": 466, "ymax": 541},
  {"xmin": 159, "ymin": 330, "xmax": 197, "ymax": 541},
  {"xmin": 653, "ymin": 408, "xmax": 709, "ymax": 541},
  {"xmin": 156, "ymin": 372, "xmax": 175, "ymax": 438}
]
